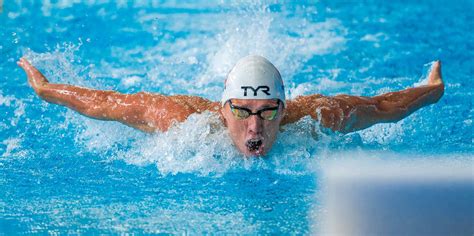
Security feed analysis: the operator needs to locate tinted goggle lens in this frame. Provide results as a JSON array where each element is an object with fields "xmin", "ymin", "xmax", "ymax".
[
  {"xmin": 260, "ymin": 109, "xmax": 278, "ymax": 120},
  {"xmin": 231, "ymin": 107, "xmax": 250, "ymax": 119},
  {"xmin": 229, "ymin": 100, "xmax": 279, "ymax": 121}
]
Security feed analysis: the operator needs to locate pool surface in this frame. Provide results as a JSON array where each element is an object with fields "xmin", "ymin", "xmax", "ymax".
[{"xmin": 1, "ymin": 1, "xmax": 473, "ymax": 234}]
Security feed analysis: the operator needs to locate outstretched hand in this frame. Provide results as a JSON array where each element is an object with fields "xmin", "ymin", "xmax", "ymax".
[
  {"xmin": 17, "ymin": 58, "xmax": 49, "ymax": 94},
  {"xmin": 427, "ymin": 60, "xmax": 443, "ymax": 86}
]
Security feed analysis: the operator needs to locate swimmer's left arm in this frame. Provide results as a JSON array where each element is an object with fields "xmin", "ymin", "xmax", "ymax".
[{"xmin": 283, "ymin": 61, "xmax": 445, "ymax": 133}]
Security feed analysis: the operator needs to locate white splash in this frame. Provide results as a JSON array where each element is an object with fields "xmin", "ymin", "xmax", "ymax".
[
  {"xmin": 121, "ymin": 112, "xmax": 241, "ymax": 176},
  {"xmin": 0, "ymin": 93, "xmax": 26, "ymax": 127},
  {"xmin": 18, "ymin": 2, "xmax": 364, "ymax": 177},
  {"xmin": 414, "ymin": 61, "xmax": 436, "ymax": 87}
]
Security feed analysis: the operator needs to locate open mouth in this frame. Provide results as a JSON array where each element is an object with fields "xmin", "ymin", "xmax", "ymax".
[{"xmin": 246, "ymin": 138, "xmax": 263, "ymax": 153}]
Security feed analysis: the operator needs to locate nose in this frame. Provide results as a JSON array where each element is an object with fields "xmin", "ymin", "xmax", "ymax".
[{"xmin": 247, "ymin": 114, "xmax": 263, "ymax": 135}]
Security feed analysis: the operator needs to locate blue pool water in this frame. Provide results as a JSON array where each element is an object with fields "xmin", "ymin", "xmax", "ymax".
[{"xmin": 1, "ymin": 1, "xmax": 473, "ymax": 234}]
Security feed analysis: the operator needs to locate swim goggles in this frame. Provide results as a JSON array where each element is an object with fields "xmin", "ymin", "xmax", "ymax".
[{"xmin": 228, "ymin": 100, "xmax": 280, "ymax": 121}]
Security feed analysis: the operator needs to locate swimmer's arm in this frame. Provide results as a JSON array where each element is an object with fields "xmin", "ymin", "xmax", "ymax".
[
  {"xmin": 283, "ymin": 61, "xmax": 445, "ymax": 133},
  {"xmin": 18, "ymin": 58, "xmax": 218, "ymax": 132}
]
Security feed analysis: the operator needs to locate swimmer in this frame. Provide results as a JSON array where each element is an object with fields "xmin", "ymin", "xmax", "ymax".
[{"xmin": 17, "ymin": 55, "xmax": 444, "ymax": 156}]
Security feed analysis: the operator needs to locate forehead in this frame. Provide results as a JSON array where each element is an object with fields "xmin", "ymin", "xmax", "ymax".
[{"xmin": 230, "ymin": 99, "xmax": 279, "ymax": 107}]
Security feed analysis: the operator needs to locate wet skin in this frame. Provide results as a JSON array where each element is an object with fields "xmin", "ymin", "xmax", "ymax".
[
  {"xmin": 221, "ymin": 99, "xmax": 284, "ymax": 156},
  {"xmin": 18, "ymin": 58, "xmax": 445, "ymax": 156}
]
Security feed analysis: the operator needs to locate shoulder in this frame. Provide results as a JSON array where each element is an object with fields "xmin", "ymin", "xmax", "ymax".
[
  {"xmin": 281, "ymin": 94, "xmax": 350, "ymax": 129},
  {"xmin": 285, "ymin": 94, "xmax": 330, "ymax": 112},
  {"xmin": 168, "ymin": 95, "xmax": 220, "ymax": 113},
  {"xmin": 143, "ymin": 94, "xmax": 220, "ymax": 118},
  {"xmin": 282, "ymin": 94, "xmax": 324, "ymax": 124}
]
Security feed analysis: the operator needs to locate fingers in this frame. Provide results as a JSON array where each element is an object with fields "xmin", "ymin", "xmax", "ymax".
[
  {"xmin": 428, "ymin": 60, "xmax": 443, "ymax": 86},
  {"xmin": 17, "ymin": 58, "xmax": 30, "ymax": 76},
  {"xmin": 17, "ymin": 57, "xmax": 30, "ymax": 68},
  {"xmin": 17, "ymin": 57, "xmax": 25, "ymax": 68},
  {"xmin": 432, "ymin": 60, "xmax": 441, "ymax": 72},
  {"xmin": 17, "ymin": 57, "xmax": 50, "ymax": 89},
  {"xmin": 17, "ymin": 57, "xmax": 39, "ymax": 77},
  {"xmin": 17, "ymin": 57, "xmax": 33, "ymax": 74}
]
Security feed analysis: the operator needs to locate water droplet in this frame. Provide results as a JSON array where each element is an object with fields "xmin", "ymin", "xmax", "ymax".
[{"xmin": 263, "ymin": 207, "xmax": 273, "ymax": 212}]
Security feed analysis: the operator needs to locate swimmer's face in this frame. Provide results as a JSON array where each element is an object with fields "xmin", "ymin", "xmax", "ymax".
[{"xmin": 221, "ymin": 99, "xmax": 284, "ymax": 157}]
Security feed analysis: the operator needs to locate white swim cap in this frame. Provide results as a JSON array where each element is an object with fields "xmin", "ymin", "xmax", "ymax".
[{"xmin": 221, "ymin": 55, "xmax": 286, "ymax": 107}]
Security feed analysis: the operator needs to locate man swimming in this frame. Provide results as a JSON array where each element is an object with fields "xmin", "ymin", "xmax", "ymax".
[{"xmin": 18, "ymin": 55, "xmax": 444, "ymax": 156}]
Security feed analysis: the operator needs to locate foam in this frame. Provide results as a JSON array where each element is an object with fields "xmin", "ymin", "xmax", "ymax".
[
  {"xmin": 2, "ymin": 138, "xmax": 22, "ymax": 158},
  {"xmin": 0, "ymin": 93, "xmax": 26, "ymax": 127},
  {"xmin": 64, "ymin": 107, "xmax": 343, "ymax": 176},
  {"xmin": 9, "ymin": 195, "xmax": 259, "ymax": 234},
  {"xmin": 16, "ymin": 1, "xmax": 352, "ymax": 176},
  {"xmin": 17, "ymin": 1, "xmax": 456, "ymax": 178},
  {"xmin": 23, "ymin": 42, "xmax": 97, "ymax": 88},
  {"xmin": 414, "ymin": 61, "xmax": 436, "ymax": 87}
]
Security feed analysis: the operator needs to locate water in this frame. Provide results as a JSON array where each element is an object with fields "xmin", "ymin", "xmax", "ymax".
[{"xmin": 1, "ymin": 1, "xmax": 473, "ymax": 234}]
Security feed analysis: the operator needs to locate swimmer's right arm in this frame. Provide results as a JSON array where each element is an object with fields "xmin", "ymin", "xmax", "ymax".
[{"xmin": 18, "ymin": 58, "xmax": 218, "ymax": 132}]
